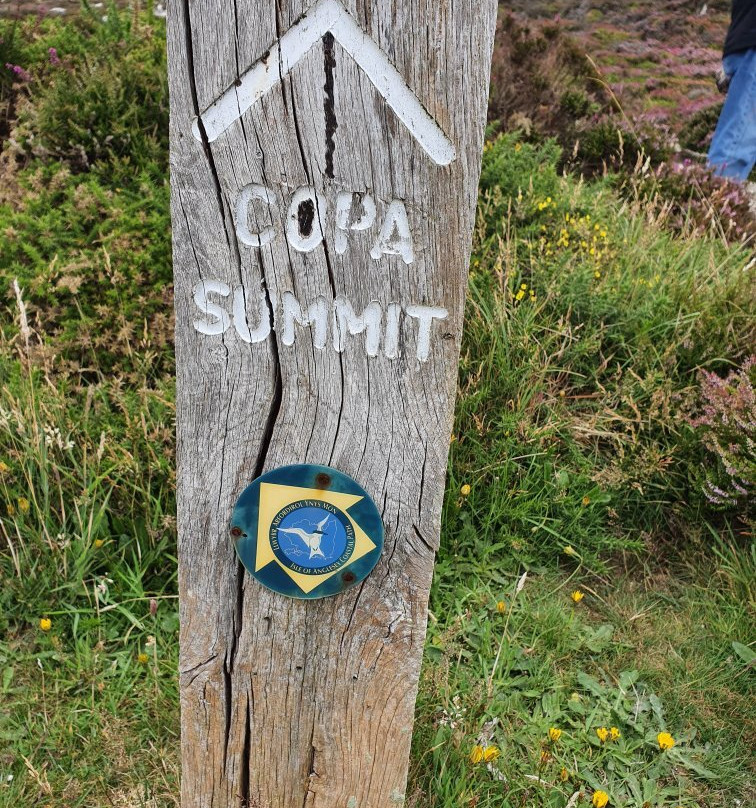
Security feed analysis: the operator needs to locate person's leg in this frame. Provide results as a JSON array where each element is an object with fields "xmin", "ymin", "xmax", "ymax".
[{"xmin": 708, "ymin": 49, "xmax": 756, "ymax": 182}]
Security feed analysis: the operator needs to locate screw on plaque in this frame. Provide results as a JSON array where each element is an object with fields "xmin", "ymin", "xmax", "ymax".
[
  {"xmin": 341, "ymin": 570, "xmax": 356, "ymax": 584},
  {"xmin": 315, "ymin": 472, "xmax": 332, "ymax": 489},
  {"xmin": 230, "ymin": 526, "xmax": 244, "ymax": 538}
]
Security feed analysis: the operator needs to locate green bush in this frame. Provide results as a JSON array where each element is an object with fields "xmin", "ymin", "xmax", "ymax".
[
  {"xmin": 445, "ymin": 132, "xmax": 754, "ymax": 569},
  {"xmin": 4, "ymin": 4, "xmax": 168, "ymax": 181}
]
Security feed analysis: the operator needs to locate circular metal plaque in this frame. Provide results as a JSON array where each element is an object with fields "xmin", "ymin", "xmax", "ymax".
[{"xmin": 230, "ymin": 464, "xmax": 384, "ymax": 599}]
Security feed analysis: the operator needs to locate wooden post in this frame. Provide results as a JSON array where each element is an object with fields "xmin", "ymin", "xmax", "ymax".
[{"xmin": 167, "ymin": 1, "xmax": 496, "ymax": 805}]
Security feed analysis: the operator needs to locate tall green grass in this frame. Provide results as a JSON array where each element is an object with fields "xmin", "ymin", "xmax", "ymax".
[{"xmin": 0, "ymin": 7, "xmax": 753, "ymax": 808}]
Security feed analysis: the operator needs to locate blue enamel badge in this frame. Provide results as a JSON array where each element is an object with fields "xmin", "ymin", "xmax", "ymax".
[{"xmin": 230, "ymin": 465, "xmax": 384, "ymax": 599}]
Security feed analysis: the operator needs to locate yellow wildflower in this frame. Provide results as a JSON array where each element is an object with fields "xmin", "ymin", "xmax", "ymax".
[
  {"xmin": 596, "ymin": 726, "xmax": 609, "ymax": 743},
  {"xmin": 496, "ymin": 601, "xmax": 506, "ymax": 614},
  {"xmin": 610, "ymin": 727, "xmax": 621, "ymax": 741},
  {"xmin": 515, "ymin": 143, "xmax": 522, "ymax": 152},
  {"xmin": 657, "ymin": 732, "xmax": 675, "ymax": 750},
  {"xmin": 460, "ymin": 484, "xmax": 471, "ymax": 497},
  {"xmin": 482, "ymin": 746, "xmax": 500, "ymax": 763},
  {"xmin": 6, "ymin": 502, "xmax": 15, "ymax": 516},
  {"xmin": 470, "ymin": 745, "xmax": 484, "ymax": 764},
  {"xmin": 39, "ymin": 617, "xmax": 52, "ymax": 632},
  {"xmin": 571, "ymin": 590, "xmax": 585, "ymax": 603},
  {"xmin": 581, "ymin": 496, "xmax": 591, "ymax": 506},
  {"xmin": 548, "ymin": 727, "xmax": 562, "ymax": 743},
  {"xmin": 17, "ymin": 497, "xmax": 30, "ymax": 514},
  {"xmin": 515, "ymin": 290, "xmax": 525, "ymax": 301},
  {"xmin": 0, "ymin": 461, "xmax": 9, "ymax": 474},
  {"xmin": 560, "ymin": 767, "xmax": 569, "ymax": 782},
  {"xmin": 592, "ymin": 790, "xmax": 609, "ymax": 808},
  {"xmin": 563, "ymin": 545, "xmax": 576, "ymax": 556},
  {"xmin": 94, "ymin": 539, "xmax": 105, "ymax": 548},
  {"xmin": 138, "ymin": 652, "xmax": 149, "ymax": 664}
]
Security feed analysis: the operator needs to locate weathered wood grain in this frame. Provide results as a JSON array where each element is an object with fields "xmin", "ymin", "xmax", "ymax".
[{"xmin": 167, "ymin": 1, "xmax": 496, "ymax": 806}]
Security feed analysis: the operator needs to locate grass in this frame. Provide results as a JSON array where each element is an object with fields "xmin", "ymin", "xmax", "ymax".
[{"xmin": 1, "ymin": 6, "xmax": 754, "ymax": 808}]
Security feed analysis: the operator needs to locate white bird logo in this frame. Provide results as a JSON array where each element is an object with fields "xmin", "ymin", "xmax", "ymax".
[{"xmin": 279, "ymin": 516, "xmax": 330, "ymax": 560}]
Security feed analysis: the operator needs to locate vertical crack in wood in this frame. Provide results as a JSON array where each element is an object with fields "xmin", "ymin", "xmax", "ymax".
[
  {"xmin": 302, "ymin": 723, "xmax": 317, "ymax": 808},
  {"xmin": 322, "ymin": 32, "xmax": 337, "ymax": 179},
  {"xmin": 240, "ymin": 698, "xmax": 251, "ymax": 807}
]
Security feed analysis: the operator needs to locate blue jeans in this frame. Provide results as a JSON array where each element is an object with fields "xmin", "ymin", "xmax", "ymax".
[{"xmin": 708, "ymin": 48, "xmax": 756, "ymax": 182}]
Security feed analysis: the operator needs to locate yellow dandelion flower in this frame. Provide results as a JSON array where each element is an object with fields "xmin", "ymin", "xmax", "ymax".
[
  {"xmin": 39, "ymin": 617, "xmax": 52, "ymax": 632},
  {"xmin": 571, "ymin": 590, "xmax": 585, "ymax": 603},
  {"xmin": 548, "ymin": 727, "xmax": 562, "ymax": 743},
  {"xmin": 582, "ymin": 496, "xmax": 591, "ymax": 506},
  {"xmin": 138, "ymin": 652, "xmax": 149, "ymax": 664},
  {"xmin": 592, "ymin": 790, "xmax": 609, "ymax": 808},
  {"xmin": 594, "ymin": 271, "xmax": 601, "ymax": 279},
  {"xmin": 0, "ymin": 461, "xmax": 9, "ymax": 474},
  {"xmin": 596, "ymin": 727, "xmax": 609, "ymax": 743},
  {"xmin": 6, "ymin": 502, "xmax": 16, "ymax": 516},
  {"xmin": 563, "ymin": 545, "xmax": 576, "ymax": 556},
  {"xmin": 496, "ymin": 601, "xmax": 506, "ymax": 614},
  {"xmin": 470, "ymin": 745, "xmax": 484, "ymax": 764},
  {"xmin": 460, "ymin": 484, "xmax": 471, "ymax": 497},
  {"xmin": 94, "ymin": 539, "xmax": 105, "ymax": 548},
  {"xmin": 515, "ymin": 143, "xmax": 522, "ymax": 152},
  {"xmin": 610, "ymin": 727, "xmax": 621, "ymax": 741},
  {"xmin": 657, "ymin": 732, "xmax": 675, "ymax": 750},
  {"xmin": 17, "ymin": 497, "xmax": 30, "ymax": 514},
  {"xmin": 482, "ymin": 746, "xmax": 500, "ymax": 763},
  {"xmin": 560, "ymin": 767, "xmax": 569, "ymax": 782},
  {"xmin": 515, "ymin": 290, "xmax": 525, "ymax": 301}
]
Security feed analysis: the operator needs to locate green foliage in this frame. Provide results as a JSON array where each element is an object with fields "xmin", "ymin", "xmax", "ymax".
[
  {"xmin": 4, "ymin": 4, "xmax": 168, "ymax": 181},
  {"xmin": 446, "ymin": 132, "xmax": 754, "ymax": 570},
  {"xmin": 0, "ymin": 8, "xmax": 754, "ymax": 808},
  {"xmin": 0, "ymin": 164, "xmax": 173, "ymax": 378},
  {"xmin": 560, "ymin": 89, "xmax": 599, "ymax": 119},
  {"xmin": 414, "ymin": 548, "xmax": 755, "ymax": 808}
]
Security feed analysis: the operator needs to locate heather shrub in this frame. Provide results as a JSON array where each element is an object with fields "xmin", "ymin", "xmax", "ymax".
[
  {"xmin": 678, "ymin": 102, "xmax": 723, "ymax": 153},
  {"xmin": 487, "ymin": 11, "xmax": 612, "ymax": 139},
  {"xmin": 620, "ymin": 158, "xmax": 756, "ymax": 242},
  {"xmin": 4, "ymin": 5, "xmax": 168, "ymax": 181},
  {"xmin": 688, "ymin": 357, "xmax": 755, "ymax": 515}
]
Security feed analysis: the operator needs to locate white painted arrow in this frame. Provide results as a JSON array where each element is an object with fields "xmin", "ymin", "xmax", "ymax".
[{"xmin": 191, "ymin": 0, "xmax": 456, "ymax": 166}]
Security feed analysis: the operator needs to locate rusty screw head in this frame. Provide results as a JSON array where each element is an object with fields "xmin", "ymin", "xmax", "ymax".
[
  {"xmin": 341, "ymin": 570, "xmax": 356, "ymax": 584},
  {"xmin": 230, "ymin": 526, "xmax": 244, "ymax": 538},
  {"xmin": 315, "ymin": 472, "xmax": 332, "ymax": 489}
]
